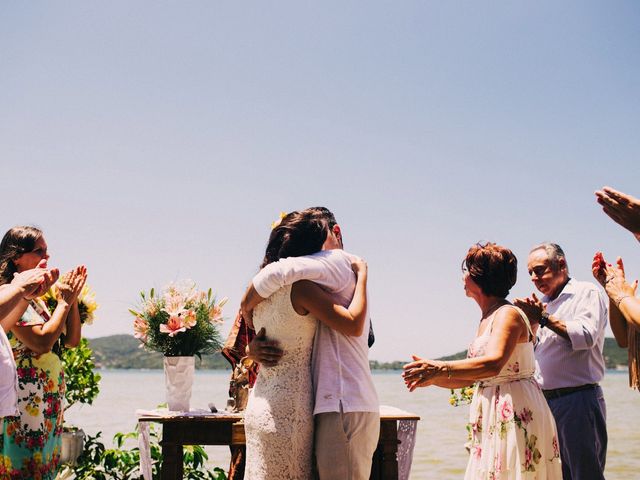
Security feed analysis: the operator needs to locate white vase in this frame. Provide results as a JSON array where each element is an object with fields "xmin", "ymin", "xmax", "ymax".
[{"xmin": 163, "ymin": 356, "xmax": 195, "ymax": 412}]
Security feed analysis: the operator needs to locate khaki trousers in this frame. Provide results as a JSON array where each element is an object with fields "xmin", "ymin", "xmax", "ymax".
[{"xmin": 314, "ymin": 409, "xmax": 380, "ymax": 480}]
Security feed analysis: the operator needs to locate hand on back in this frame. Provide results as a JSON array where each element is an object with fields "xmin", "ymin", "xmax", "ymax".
[{"xmin": 246, "ymin": 327, "xmax": 284, "ymax": 367}]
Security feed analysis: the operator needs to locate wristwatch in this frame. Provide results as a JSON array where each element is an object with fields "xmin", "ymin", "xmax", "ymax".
[{"xmin": 539, "ymin": 311, "xmax": 550, "ymax": 328}]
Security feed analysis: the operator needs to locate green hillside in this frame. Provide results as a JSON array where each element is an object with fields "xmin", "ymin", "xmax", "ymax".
[
  {"xmin": 370, "ymin": 337, "xmax": 629, "ymax": 370},
  {"xmin": 88, "ymin": 334, "xmax": 231, "ymax": 370},
  {"xmin": 88, "ymin": 335, "xmax": 628, "ymax": 371}
]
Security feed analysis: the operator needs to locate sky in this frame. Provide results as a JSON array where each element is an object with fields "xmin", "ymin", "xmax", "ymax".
[{"xmin": 1, "ymin": 1, "xmax": 639, "ymax": 361}]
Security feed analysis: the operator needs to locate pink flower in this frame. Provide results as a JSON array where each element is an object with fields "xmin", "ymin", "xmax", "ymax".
[
  {"xmin": 182, "ymin": 309, "xmax": 197, "ymax": 328},
  {"xmin": 524, "ymin": 447, "xmax": 533, "ymax": 469},
  {"xmin": 509, "ymin": 362, "xmax": 520, "ymax": 373},
  {"xmin": 163, "ymin": 294, "xmax": 187, "ymax": 317},
  {"xmin": 499, "ymin": 400, "xmax": 514, "ymax": 422},
  {"xmin": 133, "ymin": 317, "xmax": 149, "ymax": 342},
  {"xmin": 473, "ymin": 446, "xmax": 482, "ymax": 460},
  {"xmin": 160, "ymin": 315, "xmax": 187, "ymax": 337},
  {"xmin": 493, "ymin": 453, "xmax": 503, "ymax": 472},
  {"xmin": 209, "ymin": 297, "xmax": 228, "ymax": 324},
  {"xmin": 552, "ymin": 436, "xmax": 559, "ymax": 457},
  {"xmin": 519, "ymin": 407, "xmax": 533, "ymax": 425}
]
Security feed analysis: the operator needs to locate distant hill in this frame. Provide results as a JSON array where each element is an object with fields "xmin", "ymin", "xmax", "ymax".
[
  {"xmin": 370, "ymin": 337, "xmax": 629, "ymax": 370},
  {"xmin": 88, "ymin": 334, "xmax": 231, "ymax": 370},
  {"xmin": 88, "ymin": 335, "xmax": 629, "ymax": 371}
]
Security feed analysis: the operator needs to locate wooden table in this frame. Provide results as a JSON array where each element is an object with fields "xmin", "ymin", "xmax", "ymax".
[{"xmin": 138, "ymin": 407, "xmax": 419, "ymax": 480}]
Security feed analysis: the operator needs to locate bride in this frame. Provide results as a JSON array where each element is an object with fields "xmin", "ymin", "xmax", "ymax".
[{"xmin": 243, "ymin": 210, "xmax": 368, "ymax": 480}]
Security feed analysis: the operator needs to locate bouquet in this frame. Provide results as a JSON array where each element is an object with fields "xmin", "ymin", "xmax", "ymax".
[
  {"xmin": 41, "ymin": 284, "xmax": 99, "ymax": 325},
  {"xmin": 130, "ymin": 280, "xmax": 227, "ymax": 357}
]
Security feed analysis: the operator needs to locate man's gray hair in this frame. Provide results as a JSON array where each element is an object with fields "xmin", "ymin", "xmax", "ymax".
[{"xmin": 530, "ymin": 242, "xmax": 568, "ymax": 272}]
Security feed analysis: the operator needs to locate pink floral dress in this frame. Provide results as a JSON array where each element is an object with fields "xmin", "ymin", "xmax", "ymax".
[{"xmin": 464, "ymin": 306, "xmax": 562, "ymax": 480}]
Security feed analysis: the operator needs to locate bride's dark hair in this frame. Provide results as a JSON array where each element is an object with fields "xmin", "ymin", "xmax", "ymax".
[{"xmin": 261, "ymin": 210, "xmax": 329, "ymax": 268}]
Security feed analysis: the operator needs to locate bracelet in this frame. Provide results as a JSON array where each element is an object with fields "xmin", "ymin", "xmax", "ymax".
[{"xmin": 615, "ymin": 295, "xmax": 632, "ymax": 308}]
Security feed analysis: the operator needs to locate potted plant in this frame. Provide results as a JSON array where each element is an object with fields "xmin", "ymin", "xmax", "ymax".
[
  {"xmin": 130, "ymin": 280, "xmax": 226, "ymax": 411},
  {"xmin": 60, "ymin": 338, "xmax": 102, "ymax": 464}
]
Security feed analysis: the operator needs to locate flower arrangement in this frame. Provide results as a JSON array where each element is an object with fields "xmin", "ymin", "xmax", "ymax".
[
  {"xmin": 449, "ymin": 385, "xmax": 475, "ymax": 406},
  {"xmin": 41, "ymin": 284, "xmax": 98, "ymax": 325},
  {"xmin": 129, "ymin": 280, "xmax": 227, "ymax": 358}
]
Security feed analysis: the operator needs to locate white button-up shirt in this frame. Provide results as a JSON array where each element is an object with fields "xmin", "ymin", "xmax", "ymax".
[
  {"xmin": 534, "ymin": 278, "xmax": 608, "ymax": 390},
  {"xmin": 0, "ymin": 328, "xmax": 19, "ymax": 418},
  {"xmin": 253, "ymin": 249, "xmax": 379, "ymax": 415}
]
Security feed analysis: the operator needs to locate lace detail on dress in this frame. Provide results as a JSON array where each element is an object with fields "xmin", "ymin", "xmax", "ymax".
[{"xmin": 244, "ymin": 285, "xmax": 318, "ymax": 480}]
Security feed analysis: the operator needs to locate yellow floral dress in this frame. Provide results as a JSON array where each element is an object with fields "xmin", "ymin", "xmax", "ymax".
[{"xmin": 0, "ymin": 301, "xmax": 64, "ymax": 480}]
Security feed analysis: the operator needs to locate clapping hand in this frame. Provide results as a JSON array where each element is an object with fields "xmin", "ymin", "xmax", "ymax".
[
  {"xmin": 592, "ymin": 254, "xmax": 637, "ymax": 304},
  {"xmin": 595, "ymin": 187, "xmax": 640, "ymax": 240},
  {"xmin": 513, "ymin": 294, "xmax": 546, "ymax": 325},
  {"xmin": 402, "ymin": 355, "xmax": 443, "ymax": 392},
  {"xmin": 56, "ymin": 265, "xmax": 87, "ymax": 305},
  {"xmin": 12, "ymin": 259, "xmax": 60, "ymax": 300}
]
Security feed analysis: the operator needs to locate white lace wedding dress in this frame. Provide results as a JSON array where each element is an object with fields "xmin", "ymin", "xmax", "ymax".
[{"xmin": 244, "ymin": 285, "xmax": 318, "ymax": 480}]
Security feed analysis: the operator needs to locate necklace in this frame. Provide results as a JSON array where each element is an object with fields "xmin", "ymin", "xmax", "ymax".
[{"xmin": 481, "ymin": 300, "xmax": 507, "ymax": 320}]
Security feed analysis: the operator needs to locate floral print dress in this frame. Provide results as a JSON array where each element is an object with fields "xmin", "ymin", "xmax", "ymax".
[
  {"xmin": 0, "ymin": 301, "xmax": 64, "ymax": 480},
  {"xmin": 464, "ymin": 306, "xmax": 562, "ymax": 480}
]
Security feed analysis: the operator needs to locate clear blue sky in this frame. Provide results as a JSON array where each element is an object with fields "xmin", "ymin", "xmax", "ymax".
[{"xmin": 2, "ymin": 1, "xmax": 639, "ymax": 361}]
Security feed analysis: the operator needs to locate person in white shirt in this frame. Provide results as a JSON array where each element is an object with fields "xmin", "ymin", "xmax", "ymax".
[
  {"xmin": 242, "ymin": 207, "xmax": 379, "ymax": 480},
  {"xmin": 515, "ymin": 243, "xmax": 608, "ymax": 480}
]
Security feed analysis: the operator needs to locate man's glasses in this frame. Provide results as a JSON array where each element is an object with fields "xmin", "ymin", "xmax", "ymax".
[{"xmin": 528, "ymin": 265, "xmax": 550, "ymax": 278}]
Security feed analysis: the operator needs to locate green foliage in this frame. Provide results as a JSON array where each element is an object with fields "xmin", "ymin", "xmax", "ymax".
[
  {"xmin": 62, "ymin": 338, "xmax": 101, "ymax": 412},
  {"xmin": 603, "ymin": 337, "xmax": 628, "ymax": 368},
  {"xmin": 73, "ymin": 428, "xmax": 227, "ymax": 480}
]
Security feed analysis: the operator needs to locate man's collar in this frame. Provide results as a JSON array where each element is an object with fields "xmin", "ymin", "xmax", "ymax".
[{"xmin": 544, "ymin": 277, "xmax": 575, "ymax": 303}]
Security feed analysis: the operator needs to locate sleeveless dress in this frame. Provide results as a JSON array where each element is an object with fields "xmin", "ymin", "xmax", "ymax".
[
  {"xmin": 464, "ymin": 306, "xmax": 562, "ymax": 480},
  {"xmin": 244, "ymin": 285, "xmax": 318, "ymax": 480},
  {"xmin": 1, "ymin": 301, "xmax": 64, "ymax": 480}
]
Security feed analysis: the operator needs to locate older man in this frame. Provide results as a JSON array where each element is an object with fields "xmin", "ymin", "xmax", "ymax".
[{"xmin": 515, "ymin": 243, "xmax": 608, "ymax": 480}]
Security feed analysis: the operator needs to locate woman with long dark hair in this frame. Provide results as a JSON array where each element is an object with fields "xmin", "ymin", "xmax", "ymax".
[
  {"xmin": 0, "ymin": 226, "xmax": 86, "ymax": 480},
  {"xmin": 243, "ymin": 211, "xmax": 368, "ymax": 480}
]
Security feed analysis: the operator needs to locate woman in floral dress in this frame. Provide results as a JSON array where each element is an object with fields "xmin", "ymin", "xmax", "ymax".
[
  {"xmin": 0, "ymin": 226, "xmax": 86, "ymax": 480},
  {"xmin": 403, "ymin": 243, "xmax": 562, "ymax": 479}
]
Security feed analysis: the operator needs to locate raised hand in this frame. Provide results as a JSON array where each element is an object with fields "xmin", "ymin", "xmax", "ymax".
[
  {"xmin": 12, "ymin": 259, "xmax": 60, "ymax": 300},
  {"xmin": 351, "ymin": 257, "xmax": 367, "ymax": 276},
  {"xmin": 595, "ymin": 186, "xmax": 640, "ymax": 238},
  {"xmin": 592, "ymin": 252, "xmax": 608, "ymax": 287},
  {"xmin": 602, "ymin": 257, "xmax": 637, "ymax": 305},
  {"xmin": 513, "ymin": 294, "xmax": 545, "ymax": 324},
  {"xmin": 57, "ymin": 265, "xmax": 87, "ymax": 305}
]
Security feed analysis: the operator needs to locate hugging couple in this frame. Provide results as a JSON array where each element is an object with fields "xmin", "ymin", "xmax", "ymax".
[{"xmin": 239, "ymin": 207, "xmax": 379, "ymax": 480}]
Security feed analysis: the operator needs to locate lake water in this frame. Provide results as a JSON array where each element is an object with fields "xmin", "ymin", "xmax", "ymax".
[{"xmin": 65, "ymin": 370, "xmax": 640, "ymax": 479}]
